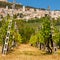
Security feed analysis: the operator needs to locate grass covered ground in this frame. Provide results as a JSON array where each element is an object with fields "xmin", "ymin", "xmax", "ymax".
[{"xmin": 0, "ymin": 44, "xmax": 60, "ymax": 60}]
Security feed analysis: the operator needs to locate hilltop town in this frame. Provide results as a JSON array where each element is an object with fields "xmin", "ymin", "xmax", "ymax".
[{"xmin": 0, "ymin": 0, "xmax": 60, "ymax": 20}]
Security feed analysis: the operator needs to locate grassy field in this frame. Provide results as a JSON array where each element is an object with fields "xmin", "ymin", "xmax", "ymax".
[{"xmin": 0, "ymin": 44, "xmax": 60, "ymax": 60}]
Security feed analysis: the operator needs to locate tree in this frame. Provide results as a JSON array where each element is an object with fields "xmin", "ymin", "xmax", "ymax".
[{"xmin": 42, "ymin": 17, "xmax": 53, "ymax": 53}]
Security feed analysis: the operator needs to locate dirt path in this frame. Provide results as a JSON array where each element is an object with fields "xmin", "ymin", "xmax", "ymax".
[{"xmin": 0, "ymin": 44, "xmax": 60, "ymax": 60}]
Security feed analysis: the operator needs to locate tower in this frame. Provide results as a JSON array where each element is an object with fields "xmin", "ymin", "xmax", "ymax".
[
  {"xmin": 11, "ymin": 0, "xmax": 16, "ymax": 16},
  {"xmin": 48, "ymin": 6, "xmax": 51, "ymax": 16},
  {"xmin": 23, "ymin": 6, "xmax": 25, "ymax": 12},
  {"xmin": 13, "ymin": 0, "xmax": 16, "ymax": 9},
  {"xmin": 48, "ymin": 6, "xmax": 50, "ymax": 11}
]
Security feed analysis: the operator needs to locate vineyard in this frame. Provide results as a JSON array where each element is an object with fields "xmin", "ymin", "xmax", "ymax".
[{"xmin": 0, "ymin": 16, "xmax": 60, "ymax": 59}]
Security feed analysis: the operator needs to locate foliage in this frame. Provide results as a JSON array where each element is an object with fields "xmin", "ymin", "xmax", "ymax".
[
  {"xmin": 29, "ymin": 34, "xmax": 37, "ymax": 46},
  {"xmin": 0, "ymin": 16, "xmax": 60, "ymax": 51},
  {"xmin": 0, "ymin": 19, "xmax": 9, "ymax": 44}
]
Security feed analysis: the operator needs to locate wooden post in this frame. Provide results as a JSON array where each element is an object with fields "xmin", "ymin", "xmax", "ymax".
[{"xmin": 2, "ymin": 20, "xmax": 12, "ymax": 55}]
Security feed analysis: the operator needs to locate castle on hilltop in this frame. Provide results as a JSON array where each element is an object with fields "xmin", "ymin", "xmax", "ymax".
[{"xmin": 0, "ymin": 0, "xmax": 7, "ymax": 2}]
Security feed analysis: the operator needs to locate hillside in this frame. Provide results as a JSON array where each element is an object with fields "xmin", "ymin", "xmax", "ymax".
[
  {"xmin": 0, "ymin": 1, "xmax": 46, "ymax": 10},
  {"xmin": 0, "ymin": 1, "xmax": 22, "ymax": 9}
]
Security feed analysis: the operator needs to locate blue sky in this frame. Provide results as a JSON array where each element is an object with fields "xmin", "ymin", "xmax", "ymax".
[{"xmin": 8, "ymin": 0, "xmax": 60, "ymax": 10}]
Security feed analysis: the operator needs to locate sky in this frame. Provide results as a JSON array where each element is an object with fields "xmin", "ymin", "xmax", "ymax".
[{"xmin": 8, "ymin": 0, "xmax": 60, "ymax": 10}]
